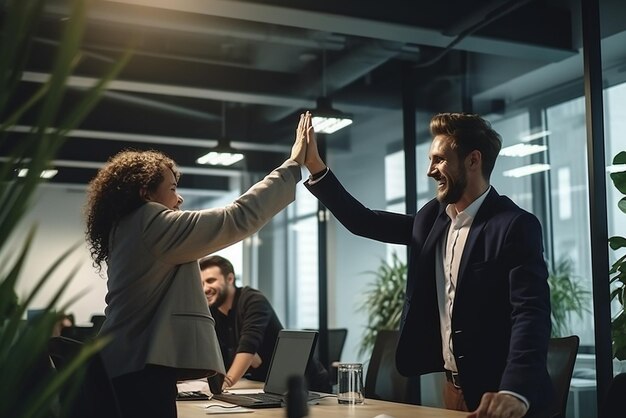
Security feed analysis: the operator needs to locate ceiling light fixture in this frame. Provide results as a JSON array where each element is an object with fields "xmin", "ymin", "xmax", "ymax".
[
  {"xmin": 312, "ymin": 96, "xmax": 353, "ymax": 134},
  {"xmin": 17, "ymin": 168, "xmax": 58, "ymax": 179},
  {"xmin": 499, "ymin": 143, "xmax": 547, "ymax": 158},
  {"xmin": 311, "ymin": 48, "xmax": 352, "ymax": 135},
  {"xmin": 502, "ymin": 164, "xmax": 550, "ymax": 178},
  {"xmin": 196, "ymin": 102, "xmax": 244, "ymax": 167},
  {"xmin": 519, "ymin": 130, "xmax": 551, "ymax": 142}
]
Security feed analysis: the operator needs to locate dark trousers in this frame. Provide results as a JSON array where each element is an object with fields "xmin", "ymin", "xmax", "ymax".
[{"xmin": 112, "ymin": 365, "xmax": 178, "ymax": 418}]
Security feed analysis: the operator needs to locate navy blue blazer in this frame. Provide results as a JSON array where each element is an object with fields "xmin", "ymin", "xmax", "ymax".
[{"xmin": 305, "ymin": 169, "xmax": 553, "ymax": 412}]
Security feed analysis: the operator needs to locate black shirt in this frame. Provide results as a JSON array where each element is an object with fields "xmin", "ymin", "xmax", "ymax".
[
  {"xmin": 211, "ymin": 286, "xmax": 282, "ymax": 381},
  {"xmin": 210, "ymin": 286, "xmax": 330, "ymax": 392}
]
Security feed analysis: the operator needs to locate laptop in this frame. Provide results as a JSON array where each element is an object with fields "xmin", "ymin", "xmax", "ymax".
[{"xmin": 211, "ymin": 329, "xmax": 320, "ymax": 408}]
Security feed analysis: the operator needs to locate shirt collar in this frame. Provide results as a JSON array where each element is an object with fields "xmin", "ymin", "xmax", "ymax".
[{"xmin": 445, "ymin": 186, "xmax": 491, "ymax": 230}]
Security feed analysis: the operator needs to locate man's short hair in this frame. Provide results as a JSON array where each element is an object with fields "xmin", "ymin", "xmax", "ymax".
[
  {"xmin": 199, "ymin": 255, "xmax": 235, "ymax": 278},
  {"xmin": 430, "ymin": 112, "xmax": 502, "ymax": 180}
]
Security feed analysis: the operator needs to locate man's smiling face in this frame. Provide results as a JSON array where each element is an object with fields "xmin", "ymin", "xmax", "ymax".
[{"xmin": 427, "ymin": 134, "xmax": 467, "ymax": 205}]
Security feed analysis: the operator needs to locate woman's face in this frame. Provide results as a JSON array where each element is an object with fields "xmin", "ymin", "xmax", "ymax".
[{"xmin": 145, "ymin": 166, "xmax": 183, "ymax": 210}]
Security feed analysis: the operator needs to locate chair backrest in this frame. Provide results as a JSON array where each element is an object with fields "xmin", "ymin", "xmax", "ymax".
[
  {"xmin": 90, "ymin": 314, "xmax": 106, "ymax": 333},
  {"xmin": 49, "ymin": 336, "xmax": 122, "ymax": 418},
  {"xmin": 364, "ymin": 330, "xmax": 418, "ymax": 404},
  {"xmin": 60, "ymin": 325, "xmax": 97, "ymax": 342},
  {"xmin": 311, "ymin": 328, "xmax": 348, "ymax": 386},
  {"xmin": 327, "ymin": 328, "xmax": 347, "ymax": 384},
  {"xmin": 544, "ymin": 335, "xmax": 579, "ymax": 418},
  {"xmin": 328, "ymin": 328, "xmax": 348, "ymax": 364}
]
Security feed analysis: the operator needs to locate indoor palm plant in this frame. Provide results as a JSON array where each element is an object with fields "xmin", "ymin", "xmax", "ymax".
[
  {"xmin": 548, "ymin": 257, "xmax": 590, "ymax": 338},
  {"xmin": 357, "ymin": 252, "xmax": 407, "ymax": 358},
  {"xmin": 356, "ymin": 251, "xmax": 589, "ymax": 357},
  {"xmin": 608, "ymin": 151, "xmax": 626, "ymax": 360},
  {"xmin": 0, "ymin": 1, "xmax": 129, "ymax": 416}
]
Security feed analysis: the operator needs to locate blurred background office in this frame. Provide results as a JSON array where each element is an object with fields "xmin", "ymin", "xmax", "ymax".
[{"xmin": 6, "ymin": 1, "xmax": 626, "ymax": 416}]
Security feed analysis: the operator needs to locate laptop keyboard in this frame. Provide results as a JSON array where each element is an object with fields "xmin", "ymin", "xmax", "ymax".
[
  {"xmin": 213, "ymin": 392, "xmax": 281, "ymax": 404},
  {"xmin": 176, "ymin": 391, "xmax": 210, "ymax": 401}
]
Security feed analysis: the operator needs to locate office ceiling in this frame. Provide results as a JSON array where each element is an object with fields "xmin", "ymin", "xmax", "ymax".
[{"xmin": 2, "ymin": 0, "xmax": 576, "ymax": 195}]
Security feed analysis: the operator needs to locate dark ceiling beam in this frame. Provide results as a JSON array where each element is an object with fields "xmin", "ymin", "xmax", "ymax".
[
  {"xmin": 106, "ymin": 0, "xmax": 576, "ymax": 62},
  {"xmin": 7, "ymin": 125, "xmax": 291, "ymax": 153}
]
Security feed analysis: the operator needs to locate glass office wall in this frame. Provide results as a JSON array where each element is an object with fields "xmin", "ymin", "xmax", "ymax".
[
  {"xmin": 253, "ymin": 3, "xmax": 626, "ymax": 414},
  {"xmin": 544, "ymin": 97, "xmax": 594, "ymax": 346},
  {"xmin": 286, "ymin": 185, "xmax": 320, "ymax": 328}
]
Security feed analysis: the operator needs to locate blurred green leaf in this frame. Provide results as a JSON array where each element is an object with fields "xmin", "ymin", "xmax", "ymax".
[{"xmin": 0, "ymin": 0, "xmax": 130, "ymax": 416}]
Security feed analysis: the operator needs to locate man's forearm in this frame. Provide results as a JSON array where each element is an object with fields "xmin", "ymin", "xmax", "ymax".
[{"xmin": 223, "ymin": 352, "xmax": 256, "ymax": 388}]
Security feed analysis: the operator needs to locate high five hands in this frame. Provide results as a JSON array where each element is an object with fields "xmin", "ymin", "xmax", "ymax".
[
  {"xmin": 290, "ymin": 111, "xmax": 327, "ymax": 173},
  {"xmin": 290, "ymin": 112, "xmax": 309, "ymax": 165}
]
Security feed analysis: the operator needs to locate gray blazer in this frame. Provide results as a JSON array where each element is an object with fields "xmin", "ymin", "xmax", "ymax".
[{"xmin": 98, "ymin": 160, "xmax": 301, "ymax": 380}]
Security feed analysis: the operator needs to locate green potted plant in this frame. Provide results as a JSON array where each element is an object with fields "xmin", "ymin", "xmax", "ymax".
[
  {"xmin": 547, "ymin": 257, "xmax": 590, "ymax": 338},
  {"xmin": 356, "ymin": 252, "xmax": 407, "ymax": 358},
  {"xmin": 608, "ymin": 151, "xmax": 626, "ymax": 360},
  {"xmin": 0, "ymin": 1, "xmax": 129, "ymax": 416}
]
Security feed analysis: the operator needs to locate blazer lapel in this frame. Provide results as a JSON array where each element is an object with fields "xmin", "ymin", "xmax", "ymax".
[
  {"xmin": 456, "ymin": 188, "xmax": 499, "ymax": 287},
  {"xmin": 420, "ymin": 206, "xmax": 450, "ymax": 262}
]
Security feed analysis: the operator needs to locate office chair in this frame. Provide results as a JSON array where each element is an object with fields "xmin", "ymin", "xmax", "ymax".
[
  {"xmin": 61, "ymin": 325, "xmax": 98, "ymax": 342},
  {"xmin": 598, "ymin": 372, "xmax": 626, "ymax": 418},
  {"xmin": 310, "ymin": 328, "xmax": 348, "ymax": 386},
  {"xmin": 328, "ymin": 328, "xmax": 348, "ymax": 361},
  {"xmin": 326, "ymin": 328, "xmax": 348, "ymax": 385},
  {"xmin": 363, "ymin": 330, "xmax": 419, "ymax": 404},
  {"xmin": 90, "ymin": 314, "xmax": 106, "ymax": 333},
  {"xmin": 535, "ymin": 335, "xmax": 579, "ymax": 418},
  {"xmin": 49, "ymin": 336, "xmax": 122, "ymax": 418}
]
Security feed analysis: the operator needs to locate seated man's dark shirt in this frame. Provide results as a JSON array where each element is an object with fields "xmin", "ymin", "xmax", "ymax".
[
  {"xmin": 211, "ymin": 286, "xmax": 280, "ymax": 381},
  {"xmin": 211, "ymin": 286, "xmax": 330, "ymax": 392}
]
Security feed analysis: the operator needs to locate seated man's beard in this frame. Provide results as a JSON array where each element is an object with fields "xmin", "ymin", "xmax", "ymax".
[{"xmin": 210, "ymin": 291, "xmax": 228, "ymax": 309}]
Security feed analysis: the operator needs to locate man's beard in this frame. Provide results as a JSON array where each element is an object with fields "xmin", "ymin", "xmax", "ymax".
[
  {"xmin": 437, "ymin": 169, "xmax": 467, "ymax": 204},
  {"xmin": 209, "ymin": 288, "xmax": 228, "ymax": 309}
]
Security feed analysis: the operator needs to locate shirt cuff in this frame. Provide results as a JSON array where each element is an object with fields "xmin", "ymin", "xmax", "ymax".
[
  {"xmin": 498, "ymin": 390, "xmax": 529, "ymax": 412},
  {"xmin": 307, "ymin": 167, "xmax": 329, "ymax": 185}
]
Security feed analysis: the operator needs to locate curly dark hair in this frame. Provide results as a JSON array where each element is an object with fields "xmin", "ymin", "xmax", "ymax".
[
  {"xmin": 430, "ymin": 112, "xmax": 502, "ymax": 180},
  {"xmin": 84, "ymin": 150, "xmax": 180, "ymax": 270}
]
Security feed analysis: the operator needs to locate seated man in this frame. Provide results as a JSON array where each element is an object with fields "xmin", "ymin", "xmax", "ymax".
[{"xmin": 200, "ymin": 255, "xmax": 330, "ymax": 392}]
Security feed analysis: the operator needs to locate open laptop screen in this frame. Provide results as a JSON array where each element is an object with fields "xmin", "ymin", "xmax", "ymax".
[{"xmin": 263, "ymin": 330, "xmax": 318, "ymax": 395}]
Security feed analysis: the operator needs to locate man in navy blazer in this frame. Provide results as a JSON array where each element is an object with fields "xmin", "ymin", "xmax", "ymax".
[{"xmin": 303, "ymin": 112, "xmax": 553, "ymax": 418}]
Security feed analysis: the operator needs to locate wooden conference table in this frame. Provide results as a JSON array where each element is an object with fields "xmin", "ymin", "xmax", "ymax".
[{"xmin": 177, "ymin": 379, "xmax": 468, "ymax": 418}]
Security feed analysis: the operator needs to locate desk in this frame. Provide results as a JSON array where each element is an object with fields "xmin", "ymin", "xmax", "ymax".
[
  {"xmin": 178, "ymin": 396, "xmax": 468, "ymax": 418},
  {"xmin": 177, "ymin": 379, "xmax": 466, "ymax": 418}
]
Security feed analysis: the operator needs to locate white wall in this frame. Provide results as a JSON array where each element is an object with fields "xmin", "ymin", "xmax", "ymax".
[
  {"xmin": 11, "ymin": 185, "xmax": 106, "ymax": 326},
  {"xmin": 9, "ymin": 185, "xmax": 246, "ymax": 326}
]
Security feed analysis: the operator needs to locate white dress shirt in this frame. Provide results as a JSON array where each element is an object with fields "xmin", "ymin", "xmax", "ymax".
[{"xmin": 436, "ymin": 187, "xmax": 490, "ymax": 372}]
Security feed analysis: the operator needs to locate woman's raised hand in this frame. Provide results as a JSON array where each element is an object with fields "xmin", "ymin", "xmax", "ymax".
[{"xmin": 290, "ymin": 112, "xmax": 309, "ymax": 165}]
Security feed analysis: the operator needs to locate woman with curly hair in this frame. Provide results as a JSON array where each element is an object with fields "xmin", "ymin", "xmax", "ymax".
[{"xmin": 84, "ymin": 113, "xmax": 312, "ymax": 418}]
